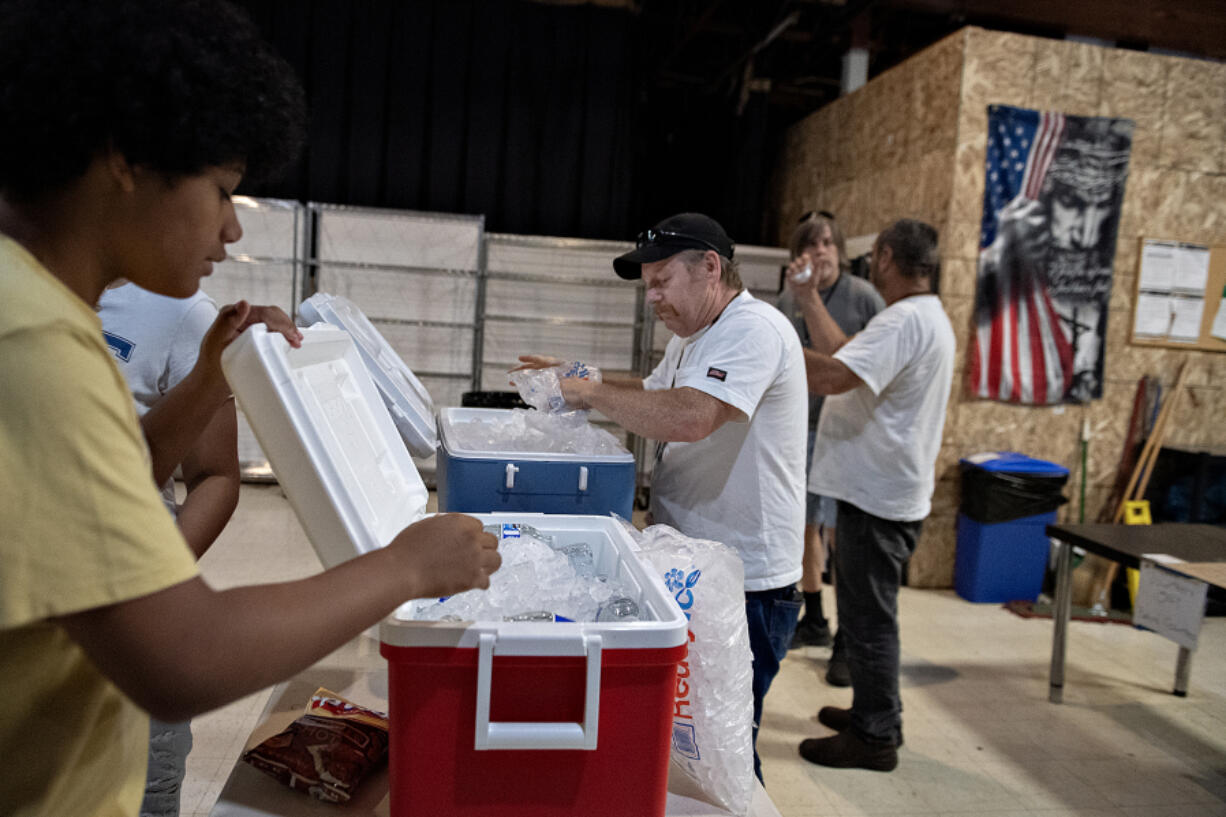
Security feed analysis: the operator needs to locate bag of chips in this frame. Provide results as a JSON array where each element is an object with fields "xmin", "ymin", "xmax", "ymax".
[{"xmin": 242, "ymin": 688, "xmax": 389, "ymax": 803}]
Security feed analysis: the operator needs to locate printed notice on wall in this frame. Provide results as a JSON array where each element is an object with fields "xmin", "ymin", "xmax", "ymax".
[
  {"xmin": 1133, "ymin": 293, "xmax": 1172, "ymax": 337},
  {"xmin": 1134, "ymin": 559, "xmax": 1209, "ymax": 650},
  {"xmin": 1169, "ymin": 296, "xmax": 1206, "ymax": 342},
  {"xmin": 1174, "ymin": 243, "xmax": 1211, "ymax": 294},
  {"xmin": 1139, "ymin": 240, "xmax": 1176, "ymax": 292}
]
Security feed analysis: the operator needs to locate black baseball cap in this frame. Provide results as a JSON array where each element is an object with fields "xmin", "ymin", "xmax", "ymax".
[{"xmin": 613, "ymin": 212, "xmax": 735, "ymax": 280}]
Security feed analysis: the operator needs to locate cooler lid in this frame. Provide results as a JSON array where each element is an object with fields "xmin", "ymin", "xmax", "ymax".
[
  {"xmin": 221, "ymin": 324, "xmax": 429, "ymax": 568},
  {"xmin": 298, "ymin": 293, "xmax": 437, "ymax": 458},
  {"xmin": 960, "ymin": 451, "xmax": 1070, "ymax": 476}
]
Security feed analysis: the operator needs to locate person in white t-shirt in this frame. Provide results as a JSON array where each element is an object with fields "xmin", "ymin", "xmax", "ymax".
[
  {"xmin": 788, "ymin": 219, "xmax": 955, "ymax": 773},
  {"xmin": 98, "ymin": 282, "xmax": 238, "ymax": 817},
  {"xmin": 515, "ymin": 212, "xmax": 807, "ymax": 784}
]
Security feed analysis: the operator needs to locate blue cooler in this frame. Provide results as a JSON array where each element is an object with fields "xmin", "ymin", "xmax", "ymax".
[
  {"xmin": 436, "ymin": 407, "xmax": 635, "ymax": 518},
  {"xmin": 955, "ymin": 452, "xmax": 1069, "ymax": 603}
]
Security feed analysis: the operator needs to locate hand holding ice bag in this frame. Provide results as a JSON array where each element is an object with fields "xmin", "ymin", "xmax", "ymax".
[{"xmin": 508, "ymin": 355, "xmax": 602, "ymax": 413}]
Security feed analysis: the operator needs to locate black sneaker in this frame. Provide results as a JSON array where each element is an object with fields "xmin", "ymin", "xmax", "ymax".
[
  {"xmin": 817, "ymin": 705, "xmax": 851, "ymax": 731},
  {"xmin": 817, "ymin": 706, "xmax": 904, "ymax": 746},
  {"xmin": 825, "ymin": 655, "xmax": 851, "ymax": 687},
  {"xmin": 790, "ymin": 619, "xmax": 833, "ymax": 649}
]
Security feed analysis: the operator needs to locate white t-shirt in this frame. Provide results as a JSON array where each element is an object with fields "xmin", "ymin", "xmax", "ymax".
[
  {"xmin": 98, "ymin": 284, "xmax": 218, "ymax": 512},
  {"xmin": 644, "ymin": 290, "xmax": 807, "ymax": 591},
  {"xmin": 809, "ymin": 294, "xmax": 955, "ymax": 522}
]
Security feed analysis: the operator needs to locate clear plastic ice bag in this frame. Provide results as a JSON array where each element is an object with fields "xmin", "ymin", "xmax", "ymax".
[
  {"xmin": 511, "ymin": 360, "xmax": 601, "ymax": 416},
  {"xmin": 620, "ymin": 520, "xmax": 754, "ymax": 816}
]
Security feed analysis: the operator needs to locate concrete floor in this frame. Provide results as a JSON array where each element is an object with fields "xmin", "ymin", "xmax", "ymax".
[{"xmin": 182, "ymin": 483, "xmax": 1226, "ymax": 817}]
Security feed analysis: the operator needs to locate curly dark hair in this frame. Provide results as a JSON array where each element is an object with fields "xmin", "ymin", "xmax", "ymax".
[{"xmin": 0, "ymin": 0, "xmax": 306, "ymax": 201}]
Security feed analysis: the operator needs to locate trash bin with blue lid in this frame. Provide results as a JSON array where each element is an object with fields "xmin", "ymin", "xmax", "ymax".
[{"xmin": 955, "ymin": 452, "xmax": 1070, "ymax": 603}]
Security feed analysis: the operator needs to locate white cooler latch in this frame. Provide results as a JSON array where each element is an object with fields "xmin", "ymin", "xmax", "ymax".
[
  {"xmin": 505, "ymin": 463, "xmax": 519, "ymax": 489},
  {"xmin": 578, "ymin": 465, "xmax": 589, "ymax": 492}
]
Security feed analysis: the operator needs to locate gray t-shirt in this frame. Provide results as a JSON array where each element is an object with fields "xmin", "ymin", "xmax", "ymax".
[{"xmin": 775, "ymin": 272, "xmax": 885, "ymax": 428}]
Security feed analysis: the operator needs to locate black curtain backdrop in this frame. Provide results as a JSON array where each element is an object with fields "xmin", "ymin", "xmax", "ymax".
[{"xmin": 238, "ymin": 0, "xmax": 777, "ymax": 245}]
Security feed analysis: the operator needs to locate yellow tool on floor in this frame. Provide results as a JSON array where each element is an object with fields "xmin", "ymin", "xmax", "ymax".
[{"xmin": 1124, "ymin": 499, "xmax": 1151, "ymax": 608}]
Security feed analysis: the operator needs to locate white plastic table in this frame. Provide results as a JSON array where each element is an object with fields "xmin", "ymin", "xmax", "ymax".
[{"xmin": 208, "ymin": 634, "xmax": 781, "ymax": 817}]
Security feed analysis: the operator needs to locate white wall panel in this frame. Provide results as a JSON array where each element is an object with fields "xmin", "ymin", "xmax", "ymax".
[
  {"xmin": 485, "ymin": 278, "xmax": 636, "ymax": 323},
  {"xmin": 201, "ymin": 260, "xmax": 297, "ymax": 314},
  {"xmin": 375, "ymin": 322, "xmax": 473, "ymax": 377},
  {"xmin": 482, "ymin": 320, "xmax": 635, "ymax": 375},
  {"xmin": 486, "ymin": 236, "xmax": 631, "ymax": 280},
  {"xmin": 317, "ymin": 209, "xmax": 481, "ymax": 270},
  {"xmin": 230, "ymin": 197, "xmax": 300, "ymax": 260},
  {"xmin": 316, "ymin": 265, "xmax": 476, "ymax": 325}
]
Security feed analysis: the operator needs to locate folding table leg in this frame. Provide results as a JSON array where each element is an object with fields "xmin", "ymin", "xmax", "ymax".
[
  {"xmin": 1174, "ymin": 646, "xmax": 1193, "ymax": 697},
  {"xmin": 1049, "ymin": 538, "xmax": 1074, "ymax": 703}
]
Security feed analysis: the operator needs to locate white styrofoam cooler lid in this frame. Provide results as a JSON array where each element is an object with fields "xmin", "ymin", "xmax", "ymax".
[
  {"xmin": 221, "ymin": 324, "xmax": 429, "ymax": 569},
  {"xmin": 297, "ymin": 292, "xmax": 437, "ymax": 458}
]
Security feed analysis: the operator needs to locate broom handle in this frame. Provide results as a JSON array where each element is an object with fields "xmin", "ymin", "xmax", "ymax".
[
  {"xmin": 1134, "ymin": 368, "xmax": 1189, "ymax": 502},
  {"xmin": 1093, "ymin": 363, "xmax": 1189, "ymax": 609},
  {"xmin": 1113, "ymin": 362, "xmax": 1188, "ymax": 523}
]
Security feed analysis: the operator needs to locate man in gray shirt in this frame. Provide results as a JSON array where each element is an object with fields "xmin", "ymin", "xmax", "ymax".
[{"xmin": 777, "ymin": 213, "xmax": 883, "ymax": 683}]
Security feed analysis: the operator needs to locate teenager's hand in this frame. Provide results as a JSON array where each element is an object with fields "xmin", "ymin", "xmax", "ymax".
[{"xmin": 387, "ymin": 513, "xmax": 501, "ymax": 598}]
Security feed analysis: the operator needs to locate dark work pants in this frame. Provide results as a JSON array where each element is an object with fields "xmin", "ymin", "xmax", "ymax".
[
  {"xmin": 745, "ymin": 584, "xmax": 802, "ymax": 783},
  {"xmin": 834, "ymin": 500, "xmax": 922, "ymax": 746}
]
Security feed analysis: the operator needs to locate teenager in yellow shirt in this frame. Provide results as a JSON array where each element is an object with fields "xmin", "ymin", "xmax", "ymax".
[{"xmin": 0, "ymin": 3, "xmax": 501, "ymax": 816}]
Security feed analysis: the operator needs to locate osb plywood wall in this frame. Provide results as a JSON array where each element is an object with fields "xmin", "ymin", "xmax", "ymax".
[{"xmin": 773, "ymin": 27, "xmax": 1226, "ymax": 588}]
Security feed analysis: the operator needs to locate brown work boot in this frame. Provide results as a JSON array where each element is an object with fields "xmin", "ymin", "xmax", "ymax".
[{"xmin": 798, "ymin": 730, "xmax": 898, "ymax": 772}]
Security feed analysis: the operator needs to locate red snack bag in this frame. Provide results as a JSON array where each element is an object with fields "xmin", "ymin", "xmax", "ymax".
[{"xmin": 242, "ymin": 688, "xmax": 389, "ymax": 803}]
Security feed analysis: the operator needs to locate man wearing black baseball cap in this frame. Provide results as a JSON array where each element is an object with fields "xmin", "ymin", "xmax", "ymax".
[
  {"xmin": 611, "ymin": 212, "xmax": 736, "ymax": 280},
  {"xmin": 515, "ymin": 212, "xmax": 807, "ymax": 783}
]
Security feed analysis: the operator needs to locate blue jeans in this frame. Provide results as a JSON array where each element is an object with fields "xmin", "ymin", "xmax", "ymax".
[
  {"xmin": 834, "ymin": 501, "xmax": 921, "ymax": 746},
  {"xmin": 140, "ymin": 718, "xmax": 192, "ymax": 817},
  {"xmin": 745, "ymin": 585, "xmax": 802, "ymax": 783}
]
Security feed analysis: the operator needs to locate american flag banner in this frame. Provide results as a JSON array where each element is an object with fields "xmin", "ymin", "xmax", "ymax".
[{"xmin": 969, "ymin": 105, "xmax": 1134, "ymax": 404}]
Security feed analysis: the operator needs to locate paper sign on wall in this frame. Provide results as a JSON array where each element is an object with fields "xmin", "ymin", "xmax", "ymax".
[{"xmin": 1133, "ymin": 558, "xmax": 1209, "ymax": 650}]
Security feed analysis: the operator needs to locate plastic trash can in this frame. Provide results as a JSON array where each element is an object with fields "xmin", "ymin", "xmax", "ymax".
[{"xmin": 955, "ymin": 452, "xmax": 1069, "ymax": 603}]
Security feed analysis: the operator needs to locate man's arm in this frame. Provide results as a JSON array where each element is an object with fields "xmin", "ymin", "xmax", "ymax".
[
  {"xmin": 56, "ymin": 512, "xmax": 500, "ymax": 724},
  {"xmin": 561, "ymin": 379, "xmax": 740, "ymax": 442},
  {"xmin": 175, "ymin": 399, "xmax": 240, "ymax": 559},
  {"xmin": 803, "ymin": 348, "xmax": 864, "ymax": 396},
  {"xmin": 788, "ymin": 279, "xmax": 850, "ymax": 356}
]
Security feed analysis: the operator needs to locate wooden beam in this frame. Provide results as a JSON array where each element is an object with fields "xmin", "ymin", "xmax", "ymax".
[{"xmin": 884, "ymin": 0, "xmax": 1226, "ymax": 58}]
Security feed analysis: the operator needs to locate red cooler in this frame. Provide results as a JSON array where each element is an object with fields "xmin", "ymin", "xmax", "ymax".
[{"xmin": 380, "ymin": 513, "xmax": 687, "ymax": 817}]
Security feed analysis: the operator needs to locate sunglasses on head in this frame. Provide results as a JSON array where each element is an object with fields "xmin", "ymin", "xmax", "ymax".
[
  {"xmin": 797, "ymin": 210, "xmax": 836, "ymax": 224},
  {"xmin": 636, "ymin": 228, "xmax": 725, "ymax": 256}
]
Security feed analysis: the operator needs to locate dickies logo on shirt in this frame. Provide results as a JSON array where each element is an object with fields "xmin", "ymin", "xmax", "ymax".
[{"xmin": 706, "ymin": 366, "xmax": 727, "ymax": 382}]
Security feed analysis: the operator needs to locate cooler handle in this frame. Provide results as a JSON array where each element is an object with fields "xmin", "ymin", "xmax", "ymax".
[
  {"xmin": 474, "ymin": 631, "xmax": 602, "ymax": 751},
  {"xmin": 505, "ymin": 463, "xmax": 519, "ymax": 489}
]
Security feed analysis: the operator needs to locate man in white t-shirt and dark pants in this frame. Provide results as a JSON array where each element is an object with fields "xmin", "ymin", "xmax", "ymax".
[
  {"xmin": 519, "ymin": 212, "xmax": 807, "ymax": 783},
  {"xmin": 786, "ymin": 219, "xmax": 955, "ymax": 772}
]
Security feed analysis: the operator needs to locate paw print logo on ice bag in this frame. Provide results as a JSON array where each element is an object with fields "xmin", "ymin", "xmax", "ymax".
[{"xmin": 665, "ymin": 568, "xmax": 701, "ymax": 611}]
